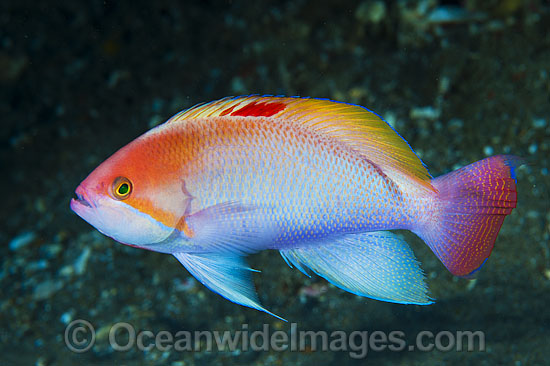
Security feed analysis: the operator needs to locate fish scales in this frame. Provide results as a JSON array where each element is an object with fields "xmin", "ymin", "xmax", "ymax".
[
  {"xmin": 71, "ymin": 95, "xmax": 522, "ymax": 319},
  {"xmin": 155, "ymin": 117, "xmax": 407, "ymax": 247}
]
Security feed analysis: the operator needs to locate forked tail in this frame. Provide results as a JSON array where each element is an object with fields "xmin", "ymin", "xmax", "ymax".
[{"xmin": 418, "ymin": 155, "xmax": 523, "ymax": 277}]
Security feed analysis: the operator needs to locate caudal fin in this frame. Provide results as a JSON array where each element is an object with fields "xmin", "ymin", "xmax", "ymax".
[{"xmin": 419, "ymin": 155, "xmax": 523, "ymax": 277}]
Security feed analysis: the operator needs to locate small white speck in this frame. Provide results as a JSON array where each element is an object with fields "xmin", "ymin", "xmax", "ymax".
[
  {"xmin": 532, "ymin": 118, "xmax": 546, "ymax": 129},
  {"xmin": 60, "ymin": 312, "xmax": 73, "ymax": 325},
  {"xmin": 409, "ymin": 106, "xmax": 441, "ymax": 120},
  {"xmin": 384, "ymin": 111, "xmax": 397, "ymax": 128},
  {"xmin": 439, "ymin": 76, "xmax": 450, "ymax": 94},
  {"xmin": 528, "ymin": 143, "xmax": 538, "ymax": 154},
  {"xmin": 9, "ymin": 232, "xmax": 36, "ymax": 251},
  {"xmin": 448, "ymin": 118, "xmax": 463, "ymax": 130},
  {"xmin": 74, "ymin": 247, "xmax": 91, "ymax": 275},
  {"xmin": 148, "ymin": 114, "xmax": 164, "ymax": 128},
  {"xmin": 483, "ymin": 146, "xmax": 494, "ymax": 156}
]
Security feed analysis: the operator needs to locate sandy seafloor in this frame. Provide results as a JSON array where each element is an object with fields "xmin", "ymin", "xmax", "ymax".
[{"xmin": 1, "ymin": 0, "xmax": 549, "ymax": 365}]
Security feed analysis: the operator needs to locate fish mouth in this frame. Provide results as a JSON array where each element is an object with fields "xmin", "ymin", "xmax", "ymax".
[
  {"xmin": 73, "ymin": 192, "xmax": 92, "ymax": 208},
  {"xmin": 70, "ymin": 187, "xmax": 94, "ymax": 213}
]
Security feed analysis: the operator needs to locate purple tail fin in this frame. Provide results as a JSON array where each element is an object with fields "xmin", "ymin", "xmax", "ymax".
[{"xmin": 419, "ymin": 155, "xmax": 523, "ymax": 277}]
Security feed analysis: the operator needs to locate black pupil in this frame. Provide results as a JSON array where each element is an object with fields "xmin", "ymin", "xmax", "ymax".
[{"xmin": 118, "ymin": 183, "xmax": 129, "ymax": 195}]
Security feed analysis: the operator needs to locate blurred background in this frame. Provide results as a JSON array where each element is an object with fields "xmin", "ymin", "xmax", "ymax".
[{"xmin": 1, "ymin": 0, "xmax": 549, "ymax": 365}]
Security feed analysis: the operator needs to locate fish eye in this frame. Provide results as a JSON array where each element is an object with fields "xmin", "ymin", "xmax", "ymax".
[{"xmin": 112, "ymin": 177, "xmax": 132, "ymax": 200}]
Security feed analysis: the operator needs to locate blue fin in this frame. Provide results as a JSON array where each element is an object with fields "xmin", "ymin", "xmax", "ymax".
[
  {"xmin": 280, "ymin": 231, "xmax": 432, "ymax": 305},
  {"xmin": 184, "ymin": 202, "xmax": 274, "ymax": 254},
  {"xmin": 173, "ymin": 252, "xmax": 286, "ymax": 321}
]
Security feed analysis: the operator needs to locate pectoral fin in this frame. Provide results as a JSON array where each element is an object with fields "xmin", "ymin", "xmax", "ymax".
[
  {"xmin": 185, "ymin": 202, "xmax": 274, "ymax": 253},
  {"xmin": 155, "ymin": 201, "xmax": 272, "ymax": 254},
  {"xmin": 173, "ymin": 252, "xmax": 285, "ymax": 321}
]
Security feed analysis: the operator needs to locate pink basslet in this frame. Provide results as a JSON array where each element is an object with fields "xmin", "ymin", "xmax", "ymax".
[{"xmin": 71, "ymin": 95, "xmax": 522, "ymax": 319}]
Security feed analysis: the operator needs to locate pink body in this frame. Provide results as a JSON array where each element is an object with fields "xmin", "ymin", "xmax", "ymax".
[{"xmin": 71, "ymin": 96, "xmax": 521, "ymax": 318}]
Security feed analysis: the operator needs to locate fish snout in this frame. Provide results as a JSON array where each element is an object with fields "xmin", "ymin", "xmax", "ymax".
[{"xmin": 71, "ymin": 185, "xmax": 94, "ymax": 211}]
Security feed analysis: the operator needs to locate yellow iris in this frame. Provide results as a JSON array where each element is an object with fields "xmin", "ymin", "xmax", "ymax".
[{"xmin": 112, "ymin": 177, "xmax": 132, "ymax": 200}]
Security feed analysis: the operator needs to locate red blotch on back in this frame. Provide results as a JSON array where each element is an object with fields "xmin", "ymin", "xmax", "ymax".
[
  {"xmin": 230, "ymin": 100, "xmax": 286, "ymax": 117},
  {"xmin": 219, "ymin": 105, "xmax": 235, "ymax": 116}
]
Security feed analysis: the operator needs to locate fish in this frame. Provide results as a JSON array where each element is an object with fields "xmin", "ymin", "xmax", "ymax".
[{"xmin": 70, "ymin": 95, "xmax": 522, "ymax": 320}]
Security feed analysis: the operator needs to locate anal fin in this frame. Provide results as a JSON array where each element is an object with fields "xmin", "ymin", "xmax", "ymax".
[{"xmin": 280, "ymin": 231, "xmax": 432, "ymax": 305}]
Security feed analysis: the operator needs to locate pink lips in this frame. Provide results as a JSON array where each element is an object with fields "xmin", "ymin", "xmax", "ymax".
[{"xmin": 70, "ymin": 186, "xmax": 93, "ymax": 215}]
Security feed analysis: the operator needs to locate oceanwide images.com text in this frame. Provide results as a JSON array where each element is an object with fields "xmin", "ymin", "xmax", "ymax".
[{"xmin": 65, "ymin": 320, "xmax": 485, "ymax": 359}]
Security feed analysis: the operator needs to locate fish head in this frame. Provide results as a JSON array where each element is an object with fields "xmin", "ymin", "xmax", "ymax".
[{"xmin": 70, "ymin": 137, "xmax": 189, "ymax": 248}]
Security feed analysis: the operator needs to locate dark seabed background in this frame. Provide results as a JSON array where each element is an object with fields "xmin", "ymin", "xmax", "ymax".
[{"xmin": 1, "ymin": 0, "xmax": 549, "ymax": 365}]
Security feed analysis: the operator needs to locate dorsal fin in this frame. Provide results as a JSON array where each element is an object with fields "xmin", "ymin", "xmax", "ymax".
[
  {"xmin": 167, "ymin": 95, "xmax": 433, "ymax": 189},
  {"xmin": 166, "ymin": 96, "xmax": 287, "ymax": 121}
]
